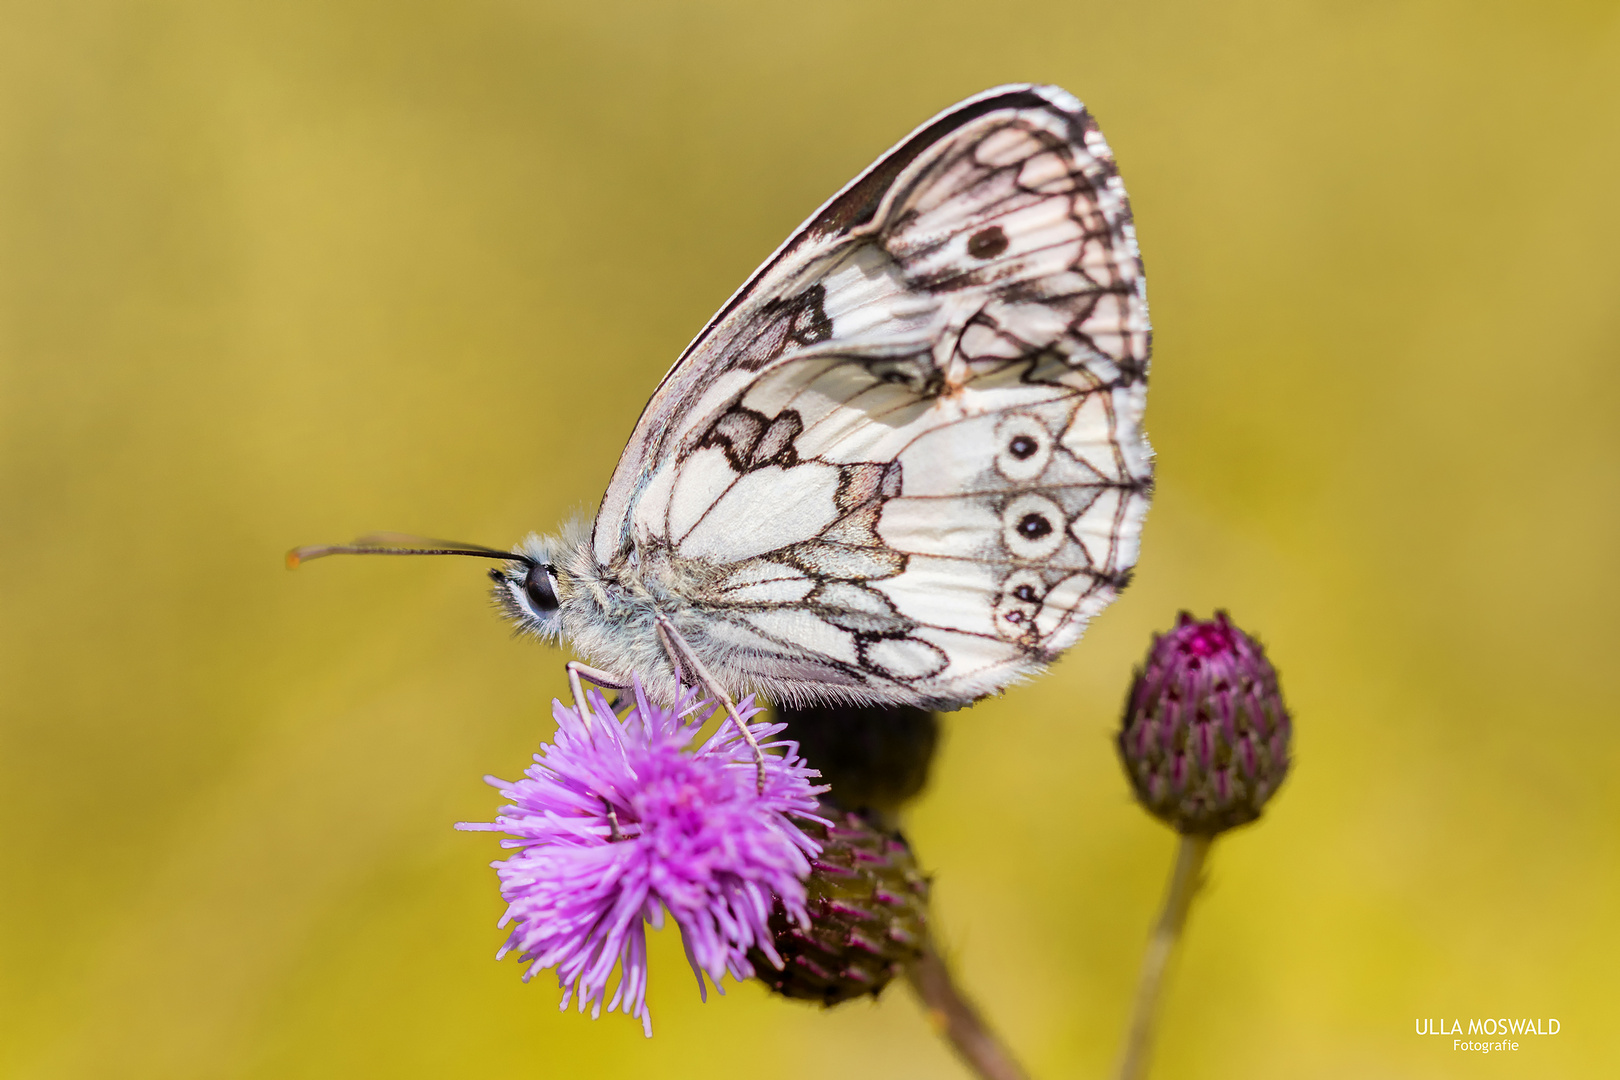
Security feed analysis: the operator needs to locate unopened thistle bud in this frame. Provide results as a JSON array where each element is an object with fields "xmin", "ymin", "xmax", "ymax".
[
  {"xmin": 749, "ymin": 804, "xmax": 930, "ymax": 1005},
  {"xmin": 1118, "ymin": 611, "xmax": 1291, "ymax": 835}
]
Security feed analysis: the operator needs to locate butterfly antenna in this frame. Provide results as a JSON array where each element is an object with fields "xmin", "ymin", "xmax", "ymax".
[{"xmin": 286, "ymin": 533, "xmax": 533, "ymax": 570}]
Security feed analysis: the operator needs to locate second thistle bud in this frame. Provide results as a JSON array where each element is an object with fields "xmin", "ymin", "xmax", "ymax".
[
  {"xmin": 749, "ymin": 805, "xmax": 930, "ymax": 1005},
  {"xmin": 1118, "ymin": 611, "xmax": 1291, "ymax": 835}
]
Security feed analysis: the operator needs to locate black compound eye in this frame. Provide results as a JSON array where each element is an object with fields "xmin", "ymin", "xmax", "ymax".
[{"xmin": 523, "ymin": 565, "xmax": 560, "ymax": 614}]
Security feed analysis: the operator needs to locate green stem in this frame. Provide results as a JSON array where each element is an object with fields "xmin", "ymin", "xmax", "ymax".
[{"xmin": 1114, "ymin": 833, "xmax": 1213, "ymax": 1080}]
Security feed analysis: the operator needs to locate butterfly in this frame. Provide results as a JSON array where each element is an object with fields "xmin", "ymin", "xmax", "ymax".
[{"xmin": 293, "ymin": 84, "xmax": 1152, "ymax": 775}]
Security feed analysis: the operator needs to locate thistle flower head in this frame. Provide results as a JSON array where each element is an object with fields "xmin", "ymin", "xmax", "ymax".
[
  {"xmin": 458, "ymin": 683, "xmax": 826, "ymax": 1035},
  {"xmin": 1118, "ymin": 611, "xmax": 1292, "ymax": 835}
]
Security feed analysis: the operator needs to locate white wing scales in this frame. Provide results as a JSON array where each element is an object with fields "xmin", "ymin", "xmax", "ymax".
[{"xmin": 586, "ymin": 85, "xmax": 1152, "ymax": 708}]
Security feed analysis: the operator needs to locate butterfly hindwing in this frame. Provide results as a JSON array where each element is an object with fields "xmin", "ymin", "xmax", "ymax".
[{"xmin": 592, "ymin": 85, "xmax": 1151, "ymax": 707}]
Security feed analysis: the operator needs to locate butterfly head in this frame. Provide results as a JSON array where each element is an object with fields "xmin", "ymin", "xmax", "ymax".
[{"xmin": 490, "ymin": 533, "xmax": 571, "ymax": 640}]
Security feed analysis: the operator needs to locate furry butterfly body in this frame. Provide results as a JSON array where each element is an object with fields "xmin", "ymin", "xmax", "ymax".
[{"xmin": 494, "ymin": 84, "xmax": 1154, "ymax": 710}]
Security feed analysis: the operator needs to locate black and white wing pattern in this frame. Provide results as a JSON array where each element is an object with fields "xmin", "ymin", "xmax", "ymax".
[{"xmin": 592, "ymin": 84, "xmax": 1152, "ymax": 708}]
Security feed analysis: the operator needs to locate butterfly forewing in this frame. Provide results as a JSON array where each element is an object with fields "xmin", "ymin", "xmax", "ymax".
[{"xmin": 592, "ymin": 84, "xmax": 1151, "ymax": 708}]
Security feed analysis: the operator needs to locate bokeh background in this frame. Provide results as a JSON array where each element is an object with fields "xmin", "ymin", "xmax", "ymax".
[{"xmin": 3, "ymin": 1, "xmax": 1618, "ymax": 1077}]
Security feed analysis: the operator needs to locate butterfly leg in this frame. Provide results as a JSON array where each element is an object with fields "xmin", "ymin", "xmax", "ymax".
[
  {"xmin": 565, "ymin": 661, "xmax": 631, "ymax": 725},
  {"xmin": 654, "ymin": 616, "xmax": 768, "ymax": 794}
]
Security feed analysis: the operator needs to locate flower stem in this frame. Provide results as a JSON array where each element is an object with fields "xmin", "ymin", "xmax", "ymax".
[
  {"xmin": 1114, "ymin": 832, "xmax": 1212, "ymax": 1080},
  {"xmin": 907, "ymin": 940, "xmax": 1029, "ymax": 1080}
]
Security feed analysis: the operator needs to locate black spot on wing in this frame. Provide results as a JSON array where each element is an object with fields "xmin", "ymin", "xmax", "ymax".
[
  {"xmin": 736, "ymin": 284, "xmax": 833, "ymax": 372},
  {"xmin": 1017, "ymin": 512, "xmax": 1053, "ymax": 540},
  {"xmin": 787, "ymin": 284, "xmax": 833, "ymax": 346},
  {"xmin": 967, "ymin": 225, "xmax": 1009, "ymax": 259}
]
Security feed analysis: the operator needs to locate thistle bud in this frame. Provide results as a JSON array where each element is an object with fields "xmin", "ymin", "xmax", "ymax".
[
  {"xmin": 749, "ymin": 805, "xmax": 930, "ymax": 1005},
  {"xmin": 1118, "ymin": 611, "xmax": 1291, "ymax": 835}
]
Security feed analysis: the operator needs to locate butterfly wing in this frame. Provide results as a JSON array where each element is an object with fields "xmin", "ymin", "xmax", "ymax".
[{"xmin": 592, "ymin": 84, "xmax": 1151, "ymax": 708}]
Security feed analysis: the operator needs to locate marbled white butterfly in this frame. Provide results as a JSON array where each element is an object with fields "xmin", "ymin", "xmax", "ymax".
[{"xmin": 293, "ymin": 84, "xmax": 1153, "ymax": 774}]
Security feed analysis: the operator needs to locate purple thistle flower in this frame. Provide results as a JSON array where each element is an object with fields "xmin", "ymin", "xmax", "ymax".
[{"xmin": 457, "ymin": 682, "xmax": 826, "ymax": 1036}]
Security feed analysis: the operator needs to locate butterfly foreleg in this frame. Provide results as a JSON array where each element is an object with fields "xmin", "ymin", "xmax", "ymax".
[
  {"xmin": 653, "ymin": 615, "xmax": 768, "ymax": 794},
  {"xmin": 565, "ymin": 660, "xmax": 632, "ymax": 724}
]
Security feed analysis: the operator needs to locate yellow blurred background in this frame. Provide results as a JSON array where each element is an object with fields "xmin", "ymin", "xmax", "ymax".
[{"xmin": 3, "ymin": 1, "xmax": 1618, "ymax": 1077}]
